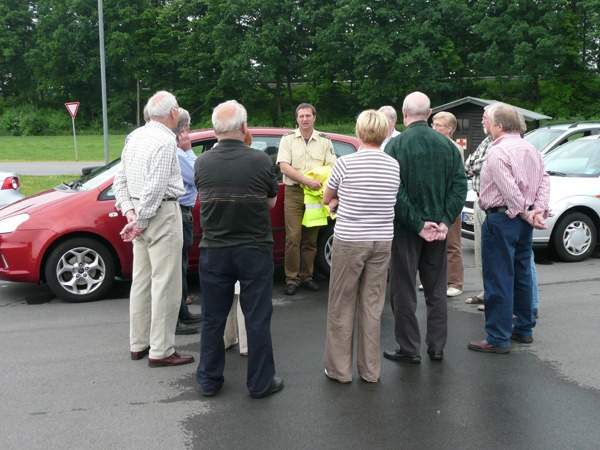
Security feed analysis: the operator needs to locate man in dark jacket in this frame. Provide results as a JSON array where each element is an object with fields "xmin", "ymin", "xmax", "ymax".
[{"xmin": 384, "ymin": 91, "xmax": 467, "ymax": 364}]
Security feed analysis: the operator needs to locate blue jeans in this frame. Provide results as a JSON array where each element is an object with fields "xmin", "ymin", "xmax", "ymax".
[
  {"xmin": 196, "ymin": 248, "xmax": 276, "ymax": 398},
  {"xmin": 531, "ymin": 251, "xmax": 539, "ymax": 310},
  {"xmin": 482, "ymin": 212, "xmax": 536, "ymax": 347}
]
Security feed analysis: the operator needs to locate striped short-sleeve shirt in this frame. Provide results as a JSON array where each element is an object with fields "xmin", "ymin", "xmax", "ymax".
[{"xmin": 328, "ymin": 149, "xmax": 400, "ymax": 241}]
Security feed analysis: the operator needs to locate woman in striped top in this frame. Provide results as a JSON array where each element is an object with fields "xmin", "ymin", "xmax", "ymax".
[{"xmin": 322, "ymin": 110, "xmax": 400, "ymax": 383}]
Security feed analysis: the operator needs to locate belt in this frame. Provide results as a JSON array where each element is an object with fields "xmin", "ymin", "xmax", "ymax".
[
  {"xmin": 180, "ymin": 205, "xmax": 193, "ymax": 212},
  {"xmin": 131, "ymin": 197, "xmax": 177, "ymax": 202},
  {"xmin": 486, "ymin": 206, "xmax": 508, "ymax": 214}
]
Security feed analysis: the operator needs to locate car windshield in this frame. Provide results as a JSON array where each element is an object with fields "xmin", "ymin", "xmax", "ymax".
[
  {"xmin": 544, "ymin": 139, "xmax": 600, "ymax": 177},
  {"xmin": 524, "ymin": 128, "xmax": 564, "ymax": 152},
  {"xmin": 56, "ymin": 158, "xmax": 122, "ymax": 192}
]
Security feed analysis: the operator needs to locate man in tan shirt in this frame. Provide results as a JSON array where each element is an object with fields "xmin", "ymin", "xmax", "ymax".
[{"xmin": 276, "ymin": 103, "xmax": 336, "ymax": 295}]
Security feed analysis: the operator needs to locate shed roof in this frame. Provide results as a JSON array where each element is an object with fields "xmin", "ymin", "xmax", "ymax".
[{"xmin": 432, "ymin": 96, "xmax": 552, "ymax": 121}]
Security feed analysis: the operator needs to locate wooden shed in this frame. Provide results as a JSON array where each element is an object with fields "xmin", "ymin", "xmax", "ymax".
[{"xmin": 431, "ymin": 97, "xmax": 552, "ymax": 159}]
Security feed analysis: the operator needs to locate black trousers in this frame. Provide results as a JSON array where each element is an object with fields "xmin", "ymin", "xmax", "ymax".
[
  {"xmin": 389, "ymin": 235, "xmax": 448, "ymax": 355},
  {"xmin": 196, "ymin": 248, "xmax": 276, "ymax": 398}
]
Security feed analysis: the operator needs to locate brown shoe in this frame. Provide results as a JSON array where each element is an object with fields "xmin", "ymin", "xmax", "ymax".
[
  {"xmin": 130, "ymin": 346, "xmax": 151, "ymax": 360},
  {"xmin": 148, "ymin": 351, "xmax": 195, "ymax": 367},
  {"xmin": 467, "ymin": 339, "xmax": 510, "ymax": 354}
]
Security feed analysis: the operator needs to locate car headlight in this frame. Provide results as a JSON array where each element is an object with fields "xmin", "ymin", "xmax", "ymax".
[{"xmin": 0, "ymin": 213, "xmax": 29, "ymax": 234}]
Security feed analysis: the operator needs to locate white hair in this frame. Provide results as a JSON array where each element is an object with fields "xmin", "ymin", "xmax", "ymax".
[
  {"xmin": 212, "ymin": 100, "xmax": 247, "ymax": 135},
  {"xmin": 378, "ymin": 105, "xmax": 397, "ymax": 121},
  {"xmin": 146, "ymin": 91, "xmax": 178, "ymax": 119},
  {"xmin": 175, "ymin": 107, "xmax": 191, "ymax": 134}
]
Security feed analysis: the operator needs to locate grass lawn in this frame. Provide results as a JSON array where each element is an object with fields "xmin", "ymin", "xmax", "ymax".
[
  {"xmin": 3, "ymin": 126, "xmax": 358, "ymax": 195},
  {"xmin": 19, "ymin": 175, "xmax": 79, "ymax": 197},
  {"xmin": 0, "ymin": 135, "xmax": 127, "ymax": 162},
  {"xmin": 0, "ymin": 124, "xmax": 359, "ymax": 162}
]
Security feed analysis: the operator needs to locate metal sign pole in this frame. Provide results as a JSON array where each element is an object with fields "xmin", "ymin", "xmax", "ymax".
[{"xmin": 72, "ymin": 116, "xmax": 79, "ymax": 161}]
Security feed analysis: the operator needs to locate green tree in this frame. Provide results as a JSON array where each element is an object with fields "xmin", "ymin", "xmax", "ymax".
[
  {"xmin": 25, "ymin": 0, "xmax": 101, "ymax": 117},
  {"xmin": 470, "ymin": 0, "xmax": 573, "ymax": 104},
  {"xmin": 0, "ymin": 0, "xmax": 35, "ymax": 102}
]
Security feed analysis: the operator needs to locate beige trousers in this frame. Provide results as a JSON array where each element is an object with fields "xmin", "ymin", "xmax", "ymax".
[
  {"xmin": 473, "ymin": 199, "xmax": 487, "ymax": 296},
  {"xmin": 283, "ymin": 185, "xmax": 320, "ymax": 285},
  {"xmin": 323, "ymin": 238, "xmax": 391, "ymax": 383},
  {"xmin": 447, "ymin": 214, "xmax": 464, "ymax": 290},
  {"xmin": 129, "ymin": 200, "xmax": 183, "ymax": 360},
  {"xmin": 224, "ymin": 281, "xmax": 248, "ymax": 354}
]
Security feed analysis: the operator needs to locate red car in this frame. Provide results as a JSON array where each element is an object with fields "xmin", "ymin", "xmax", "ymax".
[{"xmin": 0, "ymin": 128, "xmax": 358, "ymax": 302}]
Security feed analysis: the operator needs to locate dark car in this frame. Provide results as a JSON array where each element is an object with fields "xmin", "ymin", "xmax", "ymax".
[{"xmin": 0, "ymin": 127, "xmax": 358, "ymax": 302}]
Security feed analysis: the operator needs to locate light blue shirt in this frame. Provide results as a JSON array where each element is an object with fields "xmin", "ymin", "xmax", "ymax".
[{"xmin": 177, "ymin": 147, "xmax": 198, "ymax": 207}]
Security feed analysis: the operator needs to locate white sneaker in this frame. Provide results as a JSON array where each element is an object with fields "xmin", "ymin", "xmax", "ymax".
[
  {"xmin": 418, "ymin": 284, "xmax": 424, "ymax": 291},
  {"xmin": 447, "ymin": 287, "xmax": 463, "ymax": 297},
  {"xmin": 477, "ymin": 304, "xmax": 485, "ymax": 311}
]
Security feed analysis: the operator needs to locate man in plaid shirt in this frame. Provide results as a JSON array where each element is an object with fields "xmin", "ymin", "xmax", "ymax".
[{"xmin": 114, "ymin": 90, "xmax": 194, "ymax": 368}]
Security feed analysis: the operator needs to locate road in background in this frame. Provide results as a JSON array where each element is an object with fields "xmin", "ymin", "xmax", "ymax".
[
  {"xmin": 1, "ymin": 162, "xmax": 105, "ymax": 176},
  {"xmin": 1, "ymin": 241, "xmax": 599, "ymax": 449}
]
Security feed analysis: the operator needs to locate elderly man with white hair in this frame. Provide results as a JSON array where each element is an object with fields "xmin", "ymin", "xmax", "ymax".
[
  {"xmin": 378, "ymin": 105, "xmax": 401, "ymax": 149},
  {"xmin": 114, "ymin": 90, "xmax": 195, "ymax": 368},
  {"xmin": 194, "ymin": 100, "xmax": 283, "ymax": 398}
]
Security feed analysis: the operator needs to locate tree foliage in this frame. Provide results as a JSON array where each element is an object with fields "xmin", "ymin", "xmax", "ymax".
[{"xmin": 0, "ymin": 0, "xmax": 599, "ymax": 131}]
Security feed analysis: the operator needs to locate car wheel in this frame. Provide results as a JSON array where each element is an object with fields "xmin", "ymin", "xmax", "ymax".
[
  {"xmin": 552, "ymin": 212, "xmax": 597, "ymax": 262},
  {"xmin": 315, "ymin": 224, "xmax": 334, "ymax": 277},
  {"xmin": 45, "ymin": 238, "xmax": 116, "ymax": 302}
]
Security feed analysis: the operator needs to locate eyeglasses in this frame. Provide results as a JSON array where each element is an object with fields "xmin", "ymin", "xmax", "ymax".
[{"xmin": 431, "ymin": 122, "xmax": 448, "ymax": 129}]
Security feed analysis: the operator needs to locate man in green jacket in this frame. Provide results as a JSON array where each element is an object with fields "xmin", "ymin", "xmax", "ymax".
[{"xmin": 384, "ymin": 91, "xmax": 467, "ymax": 364}]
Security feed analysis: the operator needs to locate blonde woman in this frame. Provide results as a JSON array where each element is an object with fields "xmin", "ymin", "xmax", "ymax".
[
  {"xmin": 431, "ymin": 111, "xmax": 465, "ymax": 298},
  {"xmin": 322, "ymin": 110, "xmax": 400, "ymax": 383}
]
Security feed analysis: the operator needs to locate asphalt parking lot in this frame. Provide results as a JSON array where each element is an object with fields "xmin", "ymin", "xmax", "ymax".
[{"xmin": 1, "ymin": 240, "xmax": 599, "ymax": 449}]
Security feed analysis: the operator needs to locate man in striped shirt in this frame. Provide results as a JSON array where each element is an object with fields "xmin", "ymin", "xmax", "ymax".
[{"xmin": 468, "ymin": 104, "xmax": 550, "ymax": 354}]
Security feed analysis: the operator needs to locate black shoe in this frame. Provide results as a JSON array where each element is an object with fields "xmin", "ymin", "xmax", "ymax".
[
  {"xmin": 383, "ymin": 348, "xmax": 421, "ymax": 363},
  {"xmin": 176, "ymin": 322, "xmax": 198, "ymax": 335},
  {"xmin": 201, "ymin": 384, "xmax": 222, "ymax": 397},
  {"xmin": 301, "ymin": 280, "xmax": 320, "ymax": 291},
  {"xmin": 427, "ymin": 350, "xmax": 444, "ymax": 361},
  {"xmin": 510, "ymin": 333, "xmax": 533, "ymax": 344},
  {"xmin": 253, "ymin": 377, "xmax": 284, "ymax": 398},
  {"xmin": 180, "ymin": 312, "xmax": 202, "ymax": 324},
  {"xmin": 285, "ymin": 284, "xmax": 299, "ymax": 295}
]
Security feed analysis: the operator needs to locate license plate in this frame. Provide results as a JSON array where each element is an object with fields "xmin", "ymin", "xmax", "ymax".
[{"xmin": 462, "ymin": 211, "xmax": 474, "ymax": 226}]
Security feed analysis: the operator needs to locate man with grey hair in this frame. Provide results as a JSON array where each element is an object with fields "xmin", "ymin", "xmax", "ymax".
[
  {"xmin": 174, "ymin": 108, "xmax": 202, "ymax": 335},
  {"xmin": 384, "ymin": 91, "xmax": 467, "ymax": 363},
  {"xmin": 378, "ymin": 105, "xmax": 401, "ymax": 149},
  {"xmin": 463, "ymin": 106, "xmax": 493, "ymax": 306},
  {"xmin": 114, "ymin": 90, "xmax": 195, "ymax": 367},
  {"xmin": 468, "ymin": 103, "xmax": 549, "ymax": 354},
  {"xmin": 194, "ymin": 100, "xmax": 283, "ymax": 398}
]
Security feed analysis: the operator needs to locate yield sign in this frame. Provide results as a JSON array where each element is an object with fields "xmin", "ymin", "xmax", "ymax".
[{"xmin": 65, "ymin": 102, "xmax": 80, "ymax": 119}]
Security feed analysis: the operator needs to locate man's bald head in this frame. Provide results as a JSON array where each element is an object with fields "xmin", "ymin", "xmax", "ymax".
[
  {"xmin": 212, "ymin": 100, "xmax": 247, "ymax": 140},
  {"xmin": 402, "ymin": 91, "xmax": 431, "ymax": 125}
]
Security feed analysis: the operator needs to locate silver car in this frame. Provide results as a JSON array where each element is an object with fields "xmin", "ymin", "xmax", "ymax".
[
  {"xmin": 523, "ymin": 121, "xmax": 600, "ymax": 157},
  {"xmin": 0, "ymin": 170, "xmax": 25, "ymax": 209},
  {"xmin": 461, "ymin": 135, "xmax": 600, "ymax": 262}
]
